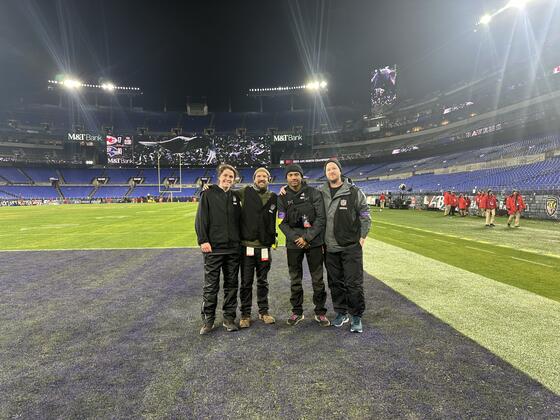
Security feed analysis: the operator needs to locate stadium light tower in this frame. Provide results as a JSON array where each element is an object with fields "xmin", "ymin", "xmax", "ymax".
[
  {"xmin": 479, "ymin": 14, "xmax": 493, "ymax": 25},
  {"xmin": 62, "ymin": 78, "xmax": 82, "ymax": 89}
]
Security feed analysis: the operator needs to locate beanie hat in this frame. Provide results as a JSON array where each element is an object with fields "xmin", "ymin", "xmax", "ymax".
[
  {"xmin": 285, "ymin": 163, "xmax": 304, "ymax": 178},
  {"xmin": 324, "ymin": 158, "xmax": 342, "ymax": 174},
  {"xmin": 253, "ymin": 167, "xmax": 271, "ymax": 180}
]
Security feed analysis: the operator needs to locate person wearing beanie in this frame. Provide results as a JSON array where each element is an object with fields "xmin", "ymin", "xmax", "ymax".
[
  {"xmin": 278, "ymin": 163, "xmax": 329, "ymax": 327},
  {"xmin": 284, "ymin": 163, "xmax": 304, "ymax": 178},
  {"xmin": 320, "ymin": 158, "xmax": 371, "ymax": 333},
  {"xmin": 236, "ymin": 167, "xmax": 278, "ymax": 328}
]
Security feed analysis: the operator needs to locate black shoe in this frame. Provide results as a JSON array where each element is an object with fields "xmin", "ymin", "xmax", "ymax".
[
  {"xmin": 490, "ymin": 224, "xmax": 495, "ymax": 227},
  {"xmin": 507, "ymin": 223, "xmax": 511, "ymax": 227},
  {"xmin": 223, "ymin": 319, "xmax": 239, "ymax": 332},
  {"xmin": 485, "ymin": 224, "xmax": 490, "ymax": 228},
  {"xmin": 199, "ymin": 322, "xmax": 214, "ymax": 335}
]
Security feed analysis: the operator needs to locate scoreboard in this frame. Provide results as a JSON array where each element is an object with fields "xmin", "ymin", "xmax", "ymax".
[{"xmin": 106, "ymin": 135, "xmax": 134, "ymax": 165}]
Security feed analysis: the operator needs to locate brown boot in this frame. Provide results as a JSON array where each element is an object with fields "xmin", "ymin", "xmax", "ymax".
[
  {"xmin": 199, "ymin": 322, "xmax": 214, "ymax": 335},
  {"xmin": 259, "ymin": 313, "xmax": 276, "ymax": 324},
  {"xmin": 239, "ymin": 316, "xmax": 251, "ymax": 329}
]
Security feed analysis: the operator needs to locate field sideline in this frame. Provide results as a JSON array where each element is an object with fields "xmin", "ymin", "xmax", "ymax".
[{"xmin": 1, "ymin": 203, "xmax": 559, "ymax": 410}]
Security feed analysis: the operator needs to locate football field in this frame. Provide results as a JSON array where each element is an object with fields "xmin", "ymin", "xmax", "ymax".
[{"xmin": 1, "ymin": 203, "xmax": 559, "ymax": 417}]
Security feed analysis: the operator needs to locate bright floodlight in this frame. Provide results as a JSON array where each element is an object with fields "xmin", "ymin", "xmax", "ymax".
[
  {"xmin": 305, "ymin": 81, "xmax": 319, "ymax": 90},
  {"xmin": 507, "ymin": 0, "xmax": 530, "ymax": 9},
  {"xmin": 479, "ymin": 14, "xmax": 493, "ymax": 24},
  {"xmin": 305, "ymin": 80, "xmax": 327, "ymax": 91},
  {"xmin": 101, "ymin": 83, "xmax": 115, "ymax": 91},
  {"xmin": 62, "ymin": 79, "xmax": 82, "ymax": 89}
]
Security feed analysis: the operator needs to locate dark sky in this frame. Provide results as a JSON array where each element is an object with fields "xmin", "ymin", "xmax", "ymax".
[{"xmin": 0, "ymin": 0, "xmax": 558, "ymax": 111}]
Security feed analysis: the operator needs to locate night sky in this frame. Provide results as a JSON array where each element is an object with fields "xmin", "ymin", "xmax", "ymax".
[{"xmin": 1, "ymin": 0, "xmax": 558, "ymax": 111}]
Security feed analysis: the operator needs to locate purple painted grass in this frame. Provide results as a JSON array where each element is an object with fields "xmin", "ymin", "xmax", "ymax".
[{"xmin": 0, "ymin": 248, "xmax": 559, "ymax": 418}]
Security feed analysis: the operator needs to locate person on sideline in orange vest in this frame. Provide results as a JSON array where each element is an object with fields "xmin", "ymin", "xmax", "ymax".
[
  {"xmin": 478, "ymin": 191, "xmax": 487, "ymax": 217},
  {"xmin": 450, "ymin": 192, "xmax": 458, "ymax": 216},
  {"xmin": 443, "ymin": 190, "xmax": 451, "ymax": 216},
  {"xmin": 465, "ymin": 195, "xmax": 472, "ymax": 216},
  {"xmin": 483, "ymin": 189, "xmax": 498, "ymax": 227},
  {"xmin": 506, "ymin": 189, "xmax": 526, "ymax": 228},
  {"xmin": 379, "ymin": 192, "xmax": 386, "ymax": 210},
  {"xmin": 458, "ymin": 194, "xmax": 467, "ymax": 217}
]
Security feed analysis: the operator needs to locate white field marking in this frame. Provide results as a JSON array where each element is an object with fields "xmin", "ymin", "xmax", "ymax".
[
  {"xmin": 408, "ymin": 233, "xmax": 426, "ymax": 238},
  {"xmin": 135, "ymin": 210, "xmax": 159, "ymax": 213},
  {"xmin": 0, "ymin": 246, "xmax": 199, "ymax": 253},
  {"xmin": 374, "ymin": 219, "xmax": 560, "ymax": 260},
  {"xmin": 510, "ymin": 256, "xmax": 554, "ymax": 268},
  {"xmin": 433, "ymin": 238, "xmax": 454, "ymax": 244},
  {"xmin": 387, "ymin": 238, "xmax": 410, "ymax": 246},
  {"xmin": 375, "ymin": 226, "xmax": 387, "ymax": 229},
  {"xmin": 94, "ymin": 215, "xmax": 130, "ymax": 219},
  {"xmin": 20, "ymin": 224, "xmax": 79, "ymax": 231},
  {"xmin": 465, "ymin": 246, "xmax": 495, "ymax": 254}
]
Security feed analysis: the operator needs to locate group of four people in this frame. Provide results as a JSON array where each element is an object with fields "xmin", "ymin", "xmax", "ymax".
[{"xmin": 195, "ymin": 159, "xmax": 371, "ymax": 336}]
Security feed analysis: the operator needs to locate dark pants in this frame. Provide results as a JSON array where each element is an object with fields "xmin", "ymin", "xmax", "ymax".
[
  {"xmin": 287, "ymin": 246, "xmax": 326, "ymax": 316},
  {"xmin": 240, "ymin": 247, "xmax": 272, "ymax": 316},
  {"xmin": 201, "ymin": 252, "xmax": 240, "ymax": 324},
  {"xmin": 325, "ymin": 243, "xmax": 365, "ymax": 317}
]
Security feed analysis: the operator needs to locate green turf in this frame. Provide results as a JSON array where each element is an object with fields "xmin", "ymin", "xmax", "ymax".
[
  {"xmin": 2, "ymin": 204, "xmax": 558, "ymax": 301},
  {"xmin": 0, "ymin": 203, "xmax": 199, "ymax": 250},
  {"xmin": 368, "ymin": 209, "xmax": 560, "ymax": 302},
  {"xmin": 363, "ymin": 239, "xmax": 560, "ymax": 396}
]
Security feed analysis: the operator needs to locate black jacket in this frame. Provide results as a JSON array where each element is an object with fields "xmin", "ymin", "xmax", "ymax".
[
  {"xmin": 278, "ymin": 183, "xmax": 325, "ymax": 249},
  {"xmin": 195, "ymin": 185, "xmax": 241, "ymax": 252},
  {"xmin": 240, "ymin": 186, "xmax": 277, "ymax": 247}
]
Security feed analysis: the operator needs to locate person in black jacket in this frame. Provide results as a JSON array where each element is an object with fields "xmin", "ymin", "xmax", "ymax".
[
  {"xmin": 195, "ymin": 163, "xmax": 241, "ymax": 335},
  {"xmin": 278, "ymin": 164, "xmax": 329, "ymax": 327},
  {"xmin": 238, "ymin": 167, "xmax": 278, "ymax": 328},
  {"xmin": 320, "ymin": 159, "xmax": 371, "ymax": 333}
]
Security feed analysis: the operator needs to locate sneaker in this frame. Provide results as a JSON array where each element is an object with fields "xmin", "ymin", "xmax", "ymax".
[
  {"xmin": 485, "ymin": 224, "xmax": 490, "ymax": 228},
  {"xmin": 199, "ymin": 322, "xmax": 214, "ymax": 335},
  {"xmin": 223, "ymin": 319, "xmax": 239, "ymax": 332},
  {"xmin": 239, "ymin": 316, "xmax": 251, "ymax": 329},
  {"xmin": 259, "ymin": 313, "xmax": 276, "ymax": 324},
  {"xmin": 332, "ymin": 313, "xmax": 350, "ymax": 328},
  {"xmin": 286, "ymin": 313, "xmax": 304, "ymax": 326},
  {"xmin": 490, "ymin": 223, "xmax": 495, "ymax": 227},
  {"xmin": 314, "ymin": 314, "xmax": 331, "ymax": 327},
  {"xmin": 507, "ymin": 222, "xmax": 511, "ymax": 227},
  {"xmin": 350, "ymin": 316, "xmax": 363, "ymax": 334}
]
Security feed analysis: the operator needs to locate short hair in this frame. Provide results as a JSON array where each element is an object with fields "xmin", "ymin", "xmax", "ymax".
[{"xmin": 217, "ymin": 163, "xmax": 238, "ymax": 179}]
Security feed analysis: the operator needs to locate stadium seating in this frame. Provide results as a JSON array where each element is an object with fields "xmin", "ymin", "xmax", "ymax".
[
  {"xmin": 60, "ymin": 186, "xmax": 95, "ymax": 199},
  {"xmin": 92, "ymin": 186, "xmax": 130, "ymax": 199},
  {"xmin": 0, "ymin": 167, "xmax": 31, "ymax": 183},
  {"xmin": 0, "ymin": 185, "xmax": 60, "ymax": 199}
]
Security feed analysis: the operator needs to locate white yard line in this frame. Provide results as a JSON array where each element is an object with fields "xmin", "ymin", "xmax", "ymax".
[
  {"xmin": 510, "ymin": 256, "xmax": 554, "ymax": 268},
  {"xmin": 433, "ymin": 238, "xmax": 454, "ymax": 244},
  {"xmin": 465, "ymin": 246, "xmax": 495, "ymax": 254}
]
